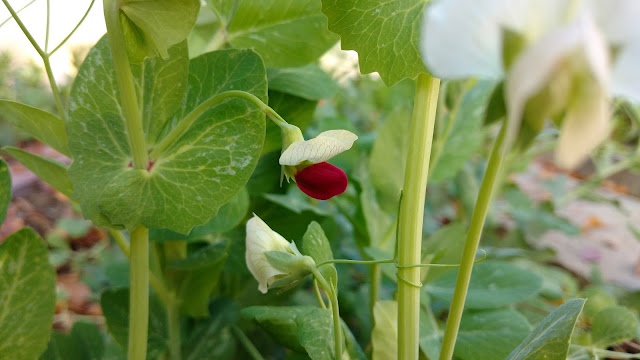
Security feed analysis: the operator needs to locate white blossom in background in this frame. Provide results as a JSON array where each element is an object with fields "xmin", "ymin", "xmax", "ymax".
[{"xmin": 421, "ymin": 0, "xmax": 640, "ymax": 168}]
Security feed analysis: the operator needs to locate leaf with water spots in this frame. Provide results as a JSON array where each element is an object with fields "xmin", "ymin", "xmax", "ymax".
[
  {"xmin": 321, "ymin": 0, "xmax": 430, "ymax": 86},
  {"xmin": 302, "ymin": 221, "xmax": 337, "ymax": 289},
  {"xmin": 67, "ymin": 37, "xmax": 266, "ymax": 233},
  {"xmin": 0, "ymin": 228, "xmax": 56, "ymax": 360}
]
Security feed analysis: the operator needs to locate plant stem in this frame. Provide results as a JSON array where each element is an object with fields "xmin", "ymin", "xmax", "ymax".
[
  {"xmin": 104, "ymin": 0, "xmax": 149, "ymax": 169},
  {"xmin": 369, "ymin": 264, "xmax": 381, "ymax": 326},
  {"xmin": 149, "ymin": 90, "xmax": 284, "ymax": 160},
  {"xmin": 167, "ymin": 298, "xmax": 182, "ymax": 360},
  {"xmin": 397, "ymin": 73, "xmax": 440, "ymax": 360},
  {"xmin": 129, "ymin": 225, "xmax": 150, "ymax": 360},
  {"xmin": 231, "ymin": 326, "xmax": 266, "ymax": 360},
  {"xmin": 438, "ymin": 124, "xmax": 506, "ymax": 360},
  {"xmin": 42, "ymin": 56, "xmax": 67, "ymax": 121}
]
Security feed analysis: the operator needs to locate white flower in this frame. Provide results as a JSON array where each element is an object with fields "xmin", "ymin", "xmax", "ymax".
[
  {"xmin": 421, "ymin": 0, "xmax": 640, "ymax": 168},
  {"xmin": 245, "ymin": 214, "xmax": 314, "ymax": 293},
  {"xmin": 279, "ymin": 129, "xmax": 358, "ymax": 167}
]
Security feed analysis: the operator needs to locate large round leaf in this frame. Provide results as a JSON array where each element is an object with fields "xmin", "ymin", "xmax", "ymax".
[{"xmin": 68, "ymin": 38, "xmax": 267, "ymax": 233}]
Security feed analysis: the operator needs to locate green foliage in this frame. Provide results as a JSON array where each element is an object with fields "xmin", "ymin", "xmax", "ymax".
[
  {"xmin": 267, "ymin": 64, "xmax": 338, "ymax": 101},
  {"xmin": 242, "ymin": 306, "xmax": 314, "ymax": 353},
  {"xmin": 296, "ymin": 308, "xmax": 335, "ymax": 360},
  {"xmin": 302, "ymin": 221, "xmax": 337, "ymax": 288},
  {"xmin": 371, "ymin": 301, "xmax": 398, "ymax": 360},
  {"xmin": 182, "ymin": 299, "xmax": 238, "ymax": 360},
  {"xmin": 100, "ymin": 288, "xmax": 169, "ymax": 359},
  {"xmin": 119, "ymin": 0, "xmax": 200, "ymax": 62},
  {"xmin": 321, "ymin": 0, "xmax": 429, "ymax": 86},
  {"xmin": 0, "ymin": 158, "xmax": 9, "ymax": 225},
  {"xmin": 2, "ymin": 147, "xmax": 72, "ymax": 197},
  {"xmin": 455, "ymin": 309, "xmax": 531, "ymax": 360},
  {"xmin": 0, "ymin": 100, "xmax": 69, "ymax": 155},
  {"xmin": 40, "ymin": 322, "xmax": 104, "ymax": 360},
  {"xmin": 0, "ymin": 228, "xmax": 56, "ymax": 360},
  {"xmin": 68, "ymin": 37, "xmax": 266, "ymax": 232},
  {"xmin": 590, "ymin": 306, "xmax": 638, "ymax": 347},
  {"xmin": 506, "ymin": 299, "xmax": 586, "ymax": 360},
  {"xmin": 426, "ymin": 261, "xmax": 544, "ymax": 309},
  {"xmin": 205, "ymin": 0, "xmax": 338, "ymax": 68}
]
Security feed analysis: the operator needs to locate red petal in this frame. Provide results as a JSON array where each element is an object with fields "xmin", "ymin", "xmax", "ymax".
[{"xmin": 295, "ymin": 162, "xmax": 348, "ymax": 200}]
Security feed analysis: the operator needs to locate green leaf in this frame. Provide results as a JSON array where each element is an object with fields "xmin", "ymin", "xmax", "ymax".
[
  {"xmin": 267, "ymin": 64, "xmax": 337, "ymax": 100},
  {"xmin": 427, "ymin": 261, "xmax": 543, "ymax": 309},
  {"xmin": 183, "ymin": 299, "xmax": 238, "ymax": 360},
  {"xmin": 321, "ymin": 0, "xmax": 429, "ymax": 86},
  {"xmin": 0, "ymin": 159, "xmax": 9, "ymax": 225},
  {"xmin": 150, "ymin": 188, "xmax": 249, "ymax": 241},
  {"xmin": 68, "ymin": 36, "xmax": 267, "ymax": 232},
  {"xmin": 2, "ymin": 147, "xmax": 72, "ymax": 197},
  {"xmin": 369, "ymin": 108, "xmax": 411, "ymax": 209},
  {"xmin": 242, "ymin": 306, "xmax": 316, "ymax": 353},
  {"xmin": 342, "ymin": 320, "xmax": 367, "ymax": 360},
  {"xmin": 0, "ymin": 228, "xmax": 56, "ymax": 360},
  {"xmin": 421, "ymin": 222, "xmax": 467, "ymax": 283},
  {"xmin": 296, "ymin": 307, "xmax": 334, "ymax": 360},
  {"xmin": 455, "ymin": 309, "xmax": 531, "ymax": 360},
  {"xmin": 40, "ymin": 322, "xmax": 104, "ymax": 360},
  {"xmin": 211, "ymin": 0, "xmax": 338, "ymax": 68},
  {"xmin": 0, "ymin": 100, "xmax": 69, "ymax": 155},
  {"xmin": 303, "ymin": 221, "xmax": 337, "ymax": 288},
  {"xmin": 100, "ymin": 288, "xmax": 168, "ymax": 359},
  {"xmin": 506, "ymin": 298, "xmax": 586, "ymax": 360},
  {"xmin": 591, "ymin": 306, "xmax": 638, "ymax": 347},
  {"xmin": 119, "ymin": 0, "xmax": 199, "ymax": 62},
  {"xmin": 372, "ymin": 301, "xmax": 398, "ymax": 360},
  {"xmin": 264, "ymin": 188, "xmax": 329, "ymax": 216},
  {"xmin": 419, "ymin": 296, "xmax": 441, "ymax": 360},
  {"xmin": 168, "ymin": 241, "xmax": 228, "ymax": 270},
  {"xmin": 429, "ymin": 81, "xmax": 493, "ymax": 182}
]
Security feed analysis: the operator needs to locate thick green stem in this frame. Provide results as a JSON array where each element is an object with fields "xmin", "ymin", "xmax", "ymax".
[
  {"xmin": 438, "ymin": 124, "xmax": 506, "ymax": 360},
  {"xmin": 129, "ymin": 226, "xmax": 150, "ymax": 360},
  {"xmin": 104, "ymin": 0, "xmax": 148, "ymax": 169},
  {"xmin": 167, "ymin": 299, "xmax": 182, "ymax": 360},
  {"xmin": 150, "ymin": 90, "xmax": 284, "ymax": 159},
  {"xmin": 397, "ymin": 73, "xmax": 440, "ymax": 360}
]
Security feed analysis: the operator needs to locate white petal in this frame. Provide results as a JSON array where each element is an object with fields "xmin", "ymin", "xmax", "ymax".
[
  {"xmin": 245, "ymin": 214, "xmax": 290, "ymax": 293},
  {"xmin": 555, "ymin": 85, "xmax": 610, "ymax": 169},
  {"xmin": 279, "ymin": 130, "xmax": 358, "ymax": 166},
  {"xmin": 421, "ymin": 0, "xmax": 568, "ymax": 79},
  {"xmin": 505, "ymin": 13, "xmax": 609, "ymax": 144},
  {"xmin": 588, "ymin": 0, "xmax": 640, "ymax": 45},
  {"xmin": 611, "ymin": 44, "xmax": 640, "ymax": 103}
]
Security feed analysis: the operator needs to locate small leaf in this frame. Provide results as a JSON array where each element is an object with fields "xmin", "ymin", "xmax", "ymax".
[
  {"xmin": 0, "ymin": 100, "xmax": 69, "ymax": 155},
  {"xmin": 506, "ymin": 298, "xmax": 586, "ymax": 360},
  {"xmin": 209, "ymin": 0, "xmax": 338, "ymax": 68},
  {"xmin": 2, "ymin": 147, "xmax": 72, "ymax": 197},
  {"xmin": 267, "ymin": 64, "xmax": 338, "ymax": 100},
  {"xmin": 591, "ymin": 306, "xmax": 638, "ymax": 347},
  {"xmin": 0, "ymin": 159, "xmax": 9, "ymax": 225},
  {"xmin": 183, "ymin": 299, "xmax": 238, "ymax": 360},
  {"xmin": 242, "ymin": 306, "xmax": 316, "ymax": 353},
  {"xmin": 303, "ymin": 221, "xmax": 337, "ymax": 288},
  {"xmin": 40, "ymin": 322, "xmax": 104, "ymax": 360},
  {"xmin": 296, "ymin": 308, "xmax": 335, "ymax": 360},
  {"xmin": 0, "ymin": 228, "xmax": 56, "ymax": 360},
  {"xmin": 321, "ymin": 0, "xmax": 429, "ymax": 86},
  {"xmin": 119, "ymin": 0, "xmax": 199, "ymax": 62},
  {"xmin": 427, "ymin": 261, "xmax": 543, "ymax": 309},
  {"xmin": 372, "ymin": 301, "xmax": 398, "ymax": 360},
  {"xmin": 100, "ymin": 288, "xmax": 168, "ymax": 359},
  {"xmin": 455, "ymin": 309, "xmax": 531, "ymax": 360}
]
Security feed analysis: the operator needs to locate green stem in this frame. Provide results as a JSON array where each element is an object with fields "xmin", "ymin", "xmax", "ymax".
[
  {"xmin": 397, "ymin": 73, "xmax": 440, "ymax": 360},
  {"xmin": 129, "ymin": 225, "xmax": 150, "ymax": 360},
  {"xmin": 314, "ymin": 279, "xmax": 327, "ymax": 309},
  {"xmin": 438, "ymin": 124, "xmax": 506, "ymax": 360},
  {"xmin": 50, "ymin": 0, "xmax": 96, "ymax": 55},
  {"xmin": 0, "ymin": 0, "xmax": 36, "ymax": 28},
  {"xmin": 369, "ymin": 264, "xmax": 380, "ymax": 326},
  {"xmin": 231, "ymin": 326, "xmax": 266, "ymax": 360},
  {"xmin": 150, "ymin": 90, "xmax": 284, "ymax": 159},
  {"xmin": 312, "ymin": 268, "xmax": 342, "ymax": 360},
  {"xmin": 42, "ymin": 56, "xmax": 67, "ymax": 121},
  {"xmin": 104, "ymin": 0, "xmax": 148, "ymax": 169},
  {"xmin": 167, "ymin": 298, "xmax": 182, "ymax": 360}
]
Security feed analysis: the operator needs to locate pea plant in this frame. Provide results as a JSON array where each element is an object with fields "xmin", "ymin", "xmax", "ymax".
[{"xmin": 1, "ymin": 0, "xmax": 640, "ymax": 360}]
